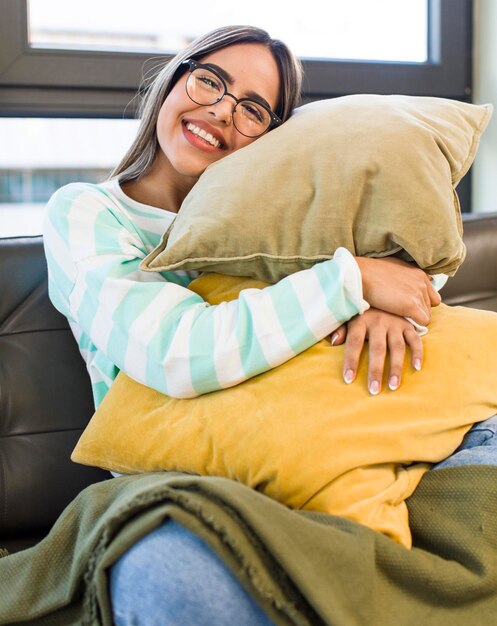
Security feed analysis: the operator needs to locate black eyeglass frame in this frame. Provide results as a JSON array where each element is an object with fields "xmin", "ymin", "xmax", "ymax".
[{"xmin": 181, "ymin": 59, "xmax": 282, "ymax": 137}]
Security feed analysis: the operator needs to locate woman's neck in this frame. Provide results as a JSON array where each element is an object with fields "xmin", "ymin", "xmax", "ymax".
[{"xmin": 121, "ymin": 153, "xmax": 197, "ymax": 213}]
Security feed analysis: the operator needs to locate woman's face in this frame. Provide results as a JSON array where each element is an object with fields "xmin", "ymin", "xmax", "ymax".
[{"xmin": 155, "ymin": 42, "xmax": 281, "ymax": 181}]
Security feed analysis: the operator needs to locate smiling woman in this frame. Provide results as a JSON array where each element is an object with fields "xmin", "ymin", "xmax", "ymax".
[
  {"xmin": 141, "ymin": 43, "xmax": 281, "ymax": 198},
  {"xmin": 41, "ymin": 23, "xmax": 444, "ymax": 625}
]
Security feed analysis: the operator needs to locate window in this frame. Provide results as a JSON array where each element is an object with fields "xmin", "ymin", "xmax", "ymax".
[
  {"xmin": 27, "ymin": 0, "xmax": 428, "ymax": 63},
  {"xmin": 0, "ymin": 0, "xmax": 472, "ymax": 118},
  {"xmin": 0, "ymin": 0, "xmax": 473, "ymax": 221},
  {"xmin": 0, "ymin": 117, "xmax": 138, "ymax": 236}
]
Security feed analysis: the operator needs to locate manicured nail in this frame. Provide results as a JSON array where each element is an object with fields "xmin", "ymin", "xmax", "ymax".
[
  {"xmin": 414, "ymin": 359, "xmax": 422, "ymax": 371},
  {"xmin": 388, "ymin": 375, "xmax": 399, "ymax": 391},
  {"xmin": 331, "ymin": 332, "xmax": 339, "ymax": 345},
  {"xmin": 369, "ymin": 380, "xmax": 380, "ymax": 395},
  {"xmin": 344, "ymin": 369, "xmax": 355, "ymax": 384}
]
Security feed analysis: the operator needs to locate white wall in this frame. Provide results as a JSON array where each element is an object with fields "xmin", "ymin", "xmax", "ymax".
[{"xmin": 472, "ymin": 0, "xmax": 497, "ymax": 212}]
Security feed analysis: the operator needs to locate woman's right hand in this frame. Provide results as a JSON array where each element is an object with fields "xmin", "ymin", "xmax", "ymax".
[{"xmin": 355, "ymin": 256, "xmax": 441, "ymax": 326}]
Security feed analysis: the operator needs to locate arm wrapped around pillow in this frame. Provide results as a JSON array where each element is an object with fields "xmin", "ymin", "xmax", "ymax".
[{"xmin": 72, "ymin": 273, "xmax": 497, "ymax": 548}]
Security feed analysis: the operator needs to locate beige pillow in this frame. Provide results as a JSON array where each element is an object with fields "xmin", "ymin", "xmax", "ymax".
[
  {"xmin": 141, "ymin": 95, "xmax": 492, "ymax": 282},
  {"xmin": 72, "ymin": 274, "xmax": 497, "ymax": 548}
]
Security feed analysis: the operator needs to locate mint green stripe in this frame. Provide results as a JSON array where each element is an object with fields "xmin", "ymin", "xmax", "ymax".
[
  {"xmin": 122, "ymin": 204, "xmax": 168, "ymax": 220},
  {"xmin": 139, "ymin": 229, "xmax": 163, "ymax": 247},
  {"xmin": 44, "ymin": 247, "xmax": 73, "ymax": 303},
  {"xmin": 92, "ymin": 381, "xmax": 111, "ymax": 408},
  {"xmin": 91, "ymin": 353, "xmax": 119, "ymax": 407},
  {"xmin": 188, "ymin": 307, "xmax": 219, "ymax": 395},
  {"xmin": 158, "ymin": 270, "xmax": 194, "ymax": 287},
  {"xmin": 98, "ymin": 199, "xmax": 165, "ymax": 255},
  {"xmin": 236, "ymin": 294, "xmax": 270, "ymax": 378},
  {"xmin": 94, "ymin": 351, "xmax": 119, "ymax": 382},
  {"xmin": 47, "ymin": 183, "xmax": 82, "ymax": 246},
  {"xmin": 93, "ymin": 209, "xmax": 129, "ymax": 254},
  {"xmin": 74, "ymin": 207, "xmax": 142, "ymax": 330},
  {"xmin": 75, "ymin": 261, "xmax": 115, "ymax": 333},
  {"xmin": 269, "ymin": 279, "xmax": 314, "ymax": 352},
  {"xmin": 315, "ymin": 261, "xmax": 360, "ymax": 321},
  {"xmin": 77, "ymin": 332, "xmax": 95, "ymax": 353},
  {"xmin": 107, "ymin": 280, "xmax": 165, "ymax": 367},
  {"xmin": 144, "ymin": 293, "xmax": 205, "ymax": 395}
]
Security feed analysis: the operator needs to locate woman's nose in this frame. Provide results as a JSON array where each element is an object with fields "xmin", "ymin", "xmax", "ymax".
[{"xmin": 206, "ymin": 95, "xmax": 234, "ymax": 125}]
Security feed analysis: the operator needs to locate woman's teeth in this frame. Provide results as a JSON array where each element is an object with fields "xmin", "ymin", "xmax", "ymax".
[{"xmin": 186, "ymin": 122, "xmax": 221, "ymax": 148}]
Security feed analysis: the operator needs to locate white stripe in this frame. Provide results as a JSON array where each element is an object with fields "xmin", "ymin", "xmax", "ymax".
[
  {"xmin": 68, "ymin": 320, "xmax": 83, "ymax": 344},
  {"xmin": 84, "ymin": 272, "xmax": 134, "ymax": 353},
  {"xmin": 116, "ymin": 227, "xmax": 154, "ymax": 260},
  {"xmin": 67, "ymin": 255, "xmax": 104, "ymax": 314},
  {"xmin": 333, "ymin": 247, "xmax": 369, "ymax": 313},
  {"xmin": 68, "ymin": 322, "xmax": 91, "ymax": 364},
  {"xmin": 129, "ymin": 214, "xmax": 173, "ymax": 236},
  {"xmin": 123, "ymin": 282, "xmax": 199, "ymax": 382},
  {"xmin": 87, "ymin": 354, "xmax": 114, "ymax": 388},
  {"xmin": 238, "ymin": 287, "xmax": 294, "ymax": 368},
  {"xmin": 211, "ymin": 300, "xmax": 246, "ymax": 388},
  {"xmin": 288, "ymin": 269, "xmax": 338, "ymax": 340},
  {"xmin": 43, "ymin": 216, "xmax": 77, "ymax": 284},
  {"xmin": 67, "ymin": 190, "xmax": 99, "ymax": 262},
  {"xmin": 162, "ymin": 308, "xmax": 196, "ymax": 397}
]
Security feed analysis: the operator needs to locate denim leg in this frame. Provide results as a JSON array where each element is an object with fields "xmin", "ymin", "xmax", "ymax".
[
  {"xmin": 433, "ymin": 414, "xmax": 497, "ymax": 470},
  {"xmin": 109, "ymin": 520, "xmax": 275, "ymax": 626}
]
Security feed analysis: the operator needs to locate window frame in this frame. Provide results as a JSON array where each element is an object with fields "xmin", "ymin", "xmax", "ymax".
[{"xmin": 0, "ymin": 0, "xmax": 472, "ymax": 118}]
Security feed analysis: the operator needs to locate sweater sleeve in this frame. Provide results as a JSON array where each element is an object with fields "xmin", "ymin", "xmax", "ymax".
[{"xmin": 43, "ymin": 183, "xmax": 368, "ymax": 398}]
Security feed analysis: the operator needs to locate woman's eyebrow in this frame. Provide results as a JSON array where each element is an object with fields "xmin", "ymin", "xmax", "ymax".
[
  {"xmin": 244, "ymin": 91, "xmax": 272, "ymax": 111},
  {"xmin": 208, "ymin": 63, "xmax": 235, "ymax": 85},
  {"xmin": 207, "ymin": 63, "xmax": 273, "ymax": 111}
]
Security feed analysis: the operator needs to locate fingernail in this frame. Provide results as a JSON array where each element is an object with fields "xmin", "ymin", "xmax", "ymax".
[
  {"xmin": 414, "ymin": 359, "xmax": 422, "ymax": 371},
  {"xmin": 369, "ymin": 380, "xmax": 380, "ymax": 395},
  {"xmin": 331, "ymin": 332, "xmax": 339, "ymax": 345},
  {"xmin": 388, "ymin": 375, "xmax": 399, "ymax": 391},
  {"xmin": 344, "ymin": 369, "xmax": 355, "ymax": 384}
]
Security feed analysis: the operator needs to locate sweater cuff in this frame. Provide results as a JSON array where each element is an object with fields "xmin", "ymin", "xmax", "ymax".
[{"xmin": 333, "ymin": 247, "xmax": 370, "ymax": 315}]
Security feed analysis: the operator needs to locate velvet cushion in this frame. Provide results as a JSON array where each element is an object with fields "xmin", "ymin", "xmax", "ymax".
[
  {"xmin": 141, "ymin": 95, "xmax": 492, "ymax": 282},
  {"xmin": 72, "ymin": 274, "xmax": 497, "ymax": 548}
]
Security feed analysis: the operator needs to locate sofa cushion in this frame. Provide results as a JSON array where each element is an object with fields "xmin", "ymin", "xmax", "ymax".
[{"xmin": 0, "ymin": 236, "xmax": 109, "ymax": 545}]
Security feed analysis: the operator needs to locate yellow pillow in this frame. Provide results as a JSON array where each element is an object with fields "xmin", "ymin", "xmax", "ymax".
[
  {"xmin": 141, "ymin": 96, "xmax": 492, "ymax": 282},
  {"xmin": 72, "ymin": 274, "xmax": 497, "ymax": 548}
]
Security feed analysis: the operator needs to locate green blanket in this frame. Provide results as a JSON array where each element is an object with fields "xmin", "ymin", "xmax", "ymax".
[{"xmin": 1, "ymin": 466, "xmax": 497, "ymax": 626}]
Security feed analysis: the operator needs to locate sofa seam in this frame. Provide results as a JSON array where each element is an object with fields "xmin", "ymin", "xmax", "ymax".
[
  {"xmin": 0, "ymin": 426, "xmax": 86, "ymax": 440},
  {"xmin": 0, "ymin": 327, "xmax": 71, "ymax": 337}
]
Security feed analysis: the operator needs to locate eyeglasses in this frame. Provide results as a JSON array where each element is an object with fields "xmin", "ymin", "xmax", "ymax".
[{"xmin": 181, "ymin": 59, "xmax": 282, "ymax": 138}]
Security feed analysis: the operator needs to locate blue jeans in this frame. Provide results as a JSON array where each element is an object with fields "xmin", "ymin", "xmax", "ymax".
[
  {"xmin": 109, "ymin": 520, "xmax": 274, "ymax": 626},
  {"xmin": 433, "ymin": 414, "xmax": 497, "ymax": 469}
]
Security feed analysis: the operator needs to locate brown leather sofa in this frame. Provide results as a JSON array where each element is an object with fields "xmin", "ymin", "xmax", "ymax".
[{"xmin": 1, "ymin": 212, "xmax": 497, "ymax": 555}]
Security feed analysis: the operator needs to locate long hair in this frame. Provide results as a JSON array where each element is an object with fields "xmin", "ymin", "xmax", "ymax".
[{"xmin": 111, "ymin": 25, "xmax": 303, "ymax": 183}]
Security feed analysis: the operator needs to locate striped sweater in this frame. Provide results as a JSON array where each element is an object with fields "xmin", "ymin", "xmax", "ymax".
[{"xmin": 43, "ymin": 179, "xmax": 368, "ymax": 407}]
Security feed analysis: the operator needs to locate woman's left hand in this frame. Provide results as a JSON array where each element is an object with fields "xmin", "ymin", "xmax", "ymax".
[{"xmin": 330, "ymin": 308, "xmax": 424, "ymax": 395}]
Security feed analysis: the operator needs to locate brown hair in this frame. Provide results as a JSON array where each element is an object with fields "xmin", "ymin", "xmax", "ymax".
[{"xmin": 111, "ymin": 25, "xmax": 303, "ymax": 183}]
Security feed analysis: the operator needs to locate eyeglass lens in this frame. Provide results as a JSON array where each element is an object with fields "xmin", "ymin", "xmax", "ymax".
[{"xmin": 186, "ymin": 67, "xmax": 271, "ymax": 137}]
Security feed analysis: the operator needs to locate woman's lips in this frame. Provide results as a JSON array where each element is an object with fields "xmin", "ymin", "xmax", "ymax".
[{"xmin": 182, "ymin": 120, "xmax": 225, "ymax": 152}]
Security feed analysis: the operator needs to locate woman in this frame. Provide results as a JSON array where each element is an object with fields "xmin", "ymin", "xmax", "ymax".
[{"xmin": 43, "ymin": 25, "xmax": 441, "ymax": 625}]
